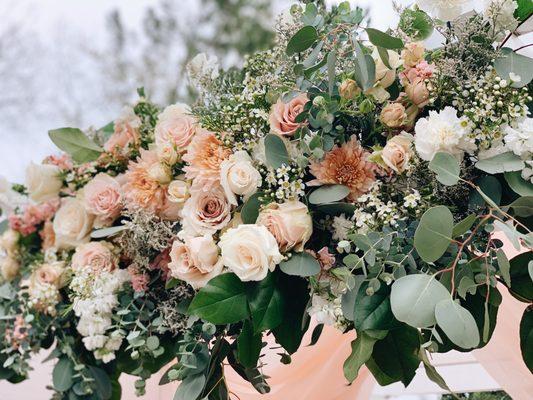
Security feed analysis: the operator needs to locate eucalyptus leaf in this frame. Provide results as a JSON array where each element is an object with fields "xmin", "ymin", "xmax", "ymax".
[
  {"xmin": 279, "ymin": 252, "xmax": 320, "ymax": 277},
  {"xmin": 366, "ymin": 28, "xmax": 404, "ymax": 49},
  {"xmin": 505, "ymin": 171, "xmax": 533, "ymax": 196},
  {"xmin": 435, "ymin": 298, "xmax": 480, "ymax": 349},
  {"xmin": 173, "ymin": 373, "xmax": 206, "ymax": 400},
  {"xmin": 286, "ymin": 26, "xmax": 319, "ymax": 56},
  {"xmin": 327, "ymin": 50, "xmax": 337, "ymax": 95},
  {"xmin": 264, "ymin": 134, "xmax": 290, "ymax": 169},
  {"xmin": 475, "ymin": 152, "xmax": 525, "ymax": 174},
  {"xmin": 506, "ymin": 196, "xmax": 533, "ymax": 217},
  {"xmin": 494, "ymin": 48, "xmax": 533, "ymax": 88},
  {"xmin": 429, "ymin": 152, "xmax": 461, "ymax": 186},
  {"xmin": 353, "ymin": 40, "xmax": 376, "ymax": 91},
  {"xmin": 391, "ymin": 274, "xmax": 450, "ymax": 328},
  {"xmin": 49, "ymin": 127, "xmax": 103, "ymax": 163},
  {"xmin": 414, "ymin": 206, "xmax": 454, "ymax": 263},
  {"xmin": 452, "ymin": 214, "xmax": 477, "ymax": 238},
  {"xmin": 399, "ymin": 9, "xmax": 434, "ymax": 40},
  {"xmin": 53, "ymin": 358, "xmax": 74, "ymax": 392},
  {"xmin": 496, "ymin": 249, "xmax": 511, "ymax": 287},
  {"xmin": 309, "ymin": 185, "xmax": 350, "ymax": 204}
]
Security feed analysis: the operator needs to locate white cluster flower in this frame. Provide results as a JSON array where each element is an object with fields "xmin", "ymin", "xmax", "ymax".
[
  {"xmin": 308, "ymin": 294, "xmax": 344, "ymax": 328},
  {"xmin": 403, "ymin": 189, "xmax": 421, "ymax": 209},
  {"xmin": 483, "ymin": 0, "xmax": 519, "ymax": 35},
  {"xmin": 70, "ymin": 268, "xmax": 129, "ymax": 363},
  {"xmin": 332, "ymin": 215, "xmax": 354, "ymax": 241},
  {"xmin": 263, "ymin": 164, "xmax": 306, "ymax": 202},
  {"xmin": 27, "ymin": 283, "xmax": 61, "ymax": 316},
  {"xmin": 504, "ymin": 118, "xmax": 533, "ymax": 158}
]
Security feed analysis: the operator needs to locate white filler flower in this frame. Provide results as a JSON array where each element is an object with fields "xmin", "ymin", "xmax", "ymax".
[{"xmin": 416, "ymin": 0, "xmax": 475, "ymax": 21}]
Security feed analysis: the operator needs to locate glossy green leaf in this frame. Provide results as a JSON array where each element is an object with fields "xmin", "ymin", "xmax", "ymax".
[
  {"xmin": 343, "ymin": 333, "xmax": 378, "ymax": 383},
  {"xmin": 519, "ymin": 307, "xmax": 533, "ymax": 373},
  {"xmin": 49, "ymin": 127, "xmax": 103, "ymax": 163},
  {"xmin": 237, "ymin": 320, "xmax": 262, "ymax": 369},
  {"xmin": 309, "ymin": 184, "xmax": 350, "ymax": 204},
  {"xmin": 264, "ymin": 134, "xmax": 290, "ymax": 169},
  {"xmin": 435, "ymin": 298, "xmax": 480, "ymax": 349},
  {"xmin": 354, "ymin": 282, "xmax": 398, "ymax": 331},
  {"xmin": 188, "ymin": 273, "xmax": 249, "ymax": 324},
  {"xmin": 248, "ymin": 272, "xmax": 284, "ymax": 333},
  {"xmin": 515, "ymin": 0, "xmax": 533, "ymax": 21},
  {"xmin": 286, "ymin": 26, "xmax": 319, "ymax": 55},
  {"xmin": 366, "ymin": 28, "xmax": 404, "ymax": 49},
  {"xmin": 429, "ymin": 152, "xmax": 460, "ymax": 186},
  {"xmin": 414, "ymin": 206, "xmax": 453, "ymax": 263},
  {"xmin": 509, "ymin": 252, "xmax": 533, "ymax": 301},
  {"xmin": 391, "ymin": 274, "xmax": 450, "ymax": 328},
  {"xmin": 279, "ymin": 252, "xmax": 320, "ymax": 277}
]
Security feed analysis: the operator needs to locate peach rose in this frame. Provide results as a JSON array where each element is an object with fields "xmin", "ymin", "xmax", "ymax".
[
  {"xmin": 219, "ymin": 224, "xmax": 283, "ymax": 282},
  {"xmin": 104, "ymin": 106, "xmax": 141, "ymax": 156},
  {"xmin": 257, "ymin": 200, "xmax": 313, "ymax": 253},
  {"xmin": 25, "ymin": 162, "xmax": 63, "ymax": 204},
  {"xmin": 269, "ymin": 94, "xmax": 309, "ymax": 137},
  {"xmin": 155, "ymin": 104, "xmax": 197, "ymax": 154},
  {"xmin": 168, "ymin": 235, "xmax": 223, "ymax": 289},
  {"xmin": 381, "ymin": 133, "xmax": 414, "ymax": 173},
  {"xmin": 32, "ymin": 261, "xmax": 66, "ymax": 288},
  {"xmin": 380, "ymin": 103, "xmax": 407, "ymax": 128},
  {"xmin": 405, "ymin": 78, "xmax": 430, "ymax": 108},
  {"xmin": 71, "ymin": 241, "xmax": 117, "ymax": 273},
  {"xmin": 339, "ymin": 79, "xmax": 361, "ymax": 100},
  {"xmin": 53, "ymin": 197, "xmax": 94, "ymax": 250},
  {"xmin": 83, "ymin": 173, "xmax": 123, "ymax": 228},
  {"xmin": 220, "ymin": 151, "xmax": 262, "ymax": 206},
  {"xmin": 402, "ymin": 42, "xmax": 425, "ymax": 68},
  {"xmin": 40, "ymin": 220, "xmax": 56, "ymax": 251},
  {"xmin": 180, "ymin": 185, "xmax": 232, "ymax": 237}
]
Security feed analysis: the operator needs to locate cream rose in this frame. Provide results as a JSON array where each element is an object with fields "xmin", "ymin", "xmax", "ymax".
[
  {"xmin": 405, "ymin": 77, "xmax": 430, "ymax": 108},
  {"xmin": 53, "ymin": 198, "xmax": 94, "ymax": 250},
  {"xmin": 71, "ymin": 241, "xmax": 117, "ymax": 272},
  {"xmin": 168, "ymin": 235, "xmax": 223, "ymax": 289},
  {"xmin": 83, "ymin": 173, "xmax": 123, "ymax": 228},
  {"xmin": 155, "ymin": 104, "xmax": 197, "ymax": 154},
  {"xmin": 167, "ymin": 180, "xmax": 190, "ymax": 204},
  {"xmin": 269, "ymin": 94, "xmax": 309, "ymax": 137},
  {"xmin": 219, "ymin": 224, "xmax": 283, "ymax": 282},
  {"xmin": 401, "ymin": 42, "xmax": 425, "ymax": 68},
  {"xmin": 31, "ymin": 261, "xmax": 67, "ymax": 289},
  {"xmin": 180, "ymin": 185, "xmax": 232, "ymax": 237},
  {"xmin": 257, "ymin": 200, "xmax": 313, "ymax": 253},
  {"xmin": 339, "ymin": 79, "xmax": 361, "ymax": 100},
  {"xmin": 1, "ymin": 257, "xmax": 20, "ymax": 281},
  {"xmin": 382, "ymin": 133, "xmax": 414, "ymax": 173},
  {"xmin": 25, "ymin": 162, "xmax": 62, "ymax": 203},
  {"xmin": 0, "ymin": 229, "xmax": 19, "ymax": 258},
  {"xmin": 380, "ymin": 103, "xmax": 407, "ymax": 128},
  {"xmin": 220, "ymin": 151, "xmax": 262, "ymax": 206}
]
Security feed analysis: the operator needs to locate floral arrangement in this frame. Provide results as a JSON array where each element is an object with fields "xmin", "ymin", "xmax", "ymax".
[{"xmin": 0, "ymin": 1, "xmax": 532, "ymax": 399}]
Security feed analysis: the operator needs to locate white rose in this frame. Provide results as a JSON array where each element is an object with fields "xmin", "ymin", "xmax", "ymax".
[
  {"xmin": 219, "ymin": 224, "xmax": 283, "ymax": 282},
  {"xmin": 167, "ymin": 180, "xmax": 190, "ymax": 204},
  {"xmin": 188, "ymin": 53, "xmax": 219, "ymax": 80},
  {"xmin": 53, "ymin": 197, "xmax": 94, "ymax": 250},
  {"xmin": 168, "ymin": 235, "xmax": 223, "ymax": 289},
  {"xmin": 220, "ymin": 151, "xmax": 262, "ymax": 205},
  {"xmin": 25, "ymin": 162, "xmax": 63, "ymax": 203}
]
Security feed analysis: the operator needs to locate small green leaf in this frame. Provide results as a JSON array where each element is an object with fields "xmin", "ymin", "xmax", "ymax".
[
  {"xmin": 146, "ymin": 336, "xmax": 160, "ymax": 351},
  {"xmin": 237, "ymin": 320, "xmax": 262, "ymax": 369},
  {"xmin": 476, "ymin": 152, "xmax": 525, "ymax": 174},
  {"xmin": 188, "ymin": 273, "xmax": 249, "ymax": 324},
  {"xmin": 452, "ymin": 214, "xmax": 477, "ymax": 238},
  {"xmin": 496, "ymin": 249, "xmax": 512, "ymax": 287},
  {"xmin": 241, "ymin": 192, "xmax": 263, "ymax": 224},
  {"xmin": 391, "ymin": 274, "xmax": 450, "ymax": 328},
  {"xmin": 53, "ymin": 358, "xmax": 74, "ymax": 392},
  {"xmin": 173, "ymin": 373, "xmax": 206, "ymax": 400},
  {"xmin": 286, "ymin": 26, "xmax": 319, "ymax": 56},
  {"xmin": 264, "ymin": 134, "xmax": 290, "ymax": 169},
  {"xmin": 308, "ymin": 323, "xmax": 324, "ymax": 346},
  {"xmin": 353, "ymin": 40, "xmax": 376, "ymax": 91},
  {"xmin": 279, "ymin": 252, "xmax": 320, "ymax": 277},
  {"xmin": 429, "ymin": 152, "xmax": 461, "ymax": 186},
  {"xmin": 419, "ymin": 349, "xmax": 452, "ymax": 392},
  {"xmin": 327, "ymin": 50, "xmax": 337, "ymax": 95},
  {"xmin": 343, "ymin": 333, "xmax": 377, "ymax": 383},
  {"xmin": 435, "ymin": 298, "xmax": 480, "ymax": 349},
  {"xmin": 505, "ymin": 171, "xmax": 533, "ymax": 196},
  {"xmin": 414, "ymin": 206, "xmax": 454, "ymax": 263},
  {"xmin": 494, "ymin": 48, "xmax": 533, "ymax": 88},
  {"xmin": 309, "ymin": 184, "xmax": 350, "ymax": 204},
  {"xmin": 49, "ymin": 127, "xmax": 103, "ymax": 163},
  {"xmin": 366, "ymin": 28, "xmax": 404, "ymax": 49}
]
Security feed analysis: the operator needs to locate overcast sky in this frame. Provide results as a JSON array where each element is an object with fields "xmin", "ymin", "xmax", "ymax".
[{"xmin": 0, "ymin": 0, "xmax": 410, "ymax": 183}]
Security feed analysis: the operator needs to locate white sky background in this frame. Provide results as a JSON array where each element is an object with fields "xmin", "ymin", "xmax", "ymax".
[{"xmin": 0, "ymin": 0, "xmax": 410, "ymax": 183}]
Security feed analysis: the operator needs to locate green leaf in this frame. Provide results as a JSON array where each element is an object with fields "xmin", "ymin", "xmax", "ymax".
[
  {"xmin": 173, "ymin": 373, "xmax": 206, "ymax": 400},
  {"xmin": 353, "ymin": 40, "xmax": 376, "ymax": 91},
  {"xmin": 286, "ymin": 26, "xmax": 319, "ymax": 56},
  {"xmin": 188, "ymin": 273, "xmax": 249, "ymax": 324},
  {"xmin": 476, "ymin": 152, "xmax": 525, "ymax": 174},
  {"xmin": 414, "ymin": 206, "xmax": 454, "ymax": 263},
  {"xmin": 279, "ymin": 252, "xmax": 320, "ymax": 277},
  {"xmin": 366, "ymin": 324, "xmax": 421, "ymax": 386},
  {"xmin": 237, "ymin": 320, "xmax": 262, "ymax": 369},
  {"xmin": 315, "ymin": 202, "xmax": 356, "ymax": 216},
  {"xmin": 343, "ymin": 333, "xmax": 378, "ymax": 383},
  {"xmin": 91, "ymin": 225, "xmax": 128, "ymax": 239},
  {"xmin": 308, "ymin": 184, "xmax": 350, "ymax": 204},
  {"xmin": 49, "ymin": 127, "xmax": 103, "ymax": 163},
  {"xmin": 506, "ymin": 196, "xmax": 533, "ymax": 217},
  {"xmin": 457, "ymin": 276, "xmax": 477, "ymax": 300},
  {"xmin": 399, "ymin": 9, "xmax": 434, "ymax": 40},
  {"xmin": 146, "ymin": 336, "xmax": 160, "ymax": 351},
  {"xmin": 515, "ymin": 0, "xmax": 533, "ymax": 21},
  {"xmin": 264, "ymin": 134, "xmax": 290, "ymax": 169},
  {"xmin": 505, "ymin": 171, "xmax": 533, "ymax": 196},
  {"xmin": 419, "ymin": 349, "xmax": 452, "ymax": 392},
  {"xmin": 494, "ymin": 220, "xmax": 522, "ymax": 250},
  {"xmin": 470, "ymin": 176, "xmax": 502, "ymax": 209},
  {"xmin": 353, "ymin": 282, "xmax": 398, "ymax": 331},
  {"xmin": 494, "ymin": 48, "xmax": 533, "ymax": 88},
  {"xmin": 435, "ymin": 298, "xmax": 480, "ymax": 349},
  {"xmin": 327, "ymin": 50, "xmax": 337, "ymax": 95},
  {"xmin": 391, "ymin": 274, "xmax": 450, "ymax": 328},
  {"xmin": 496, "ymin": 249, "xmax": 511, "ymax": 287},
  {"xmin": 53, "ymin": 358, "xmax": 74, "ymax": 392},
  {"xmin": 308, "ymin": 323, "xmax": 324, "ymax": 346},
  {"xmin": 452, "ymin": 214, "xmax": 477, "ymax": 238},
  {"xmin": 88, "ymin": 366, "xmax": 113, "ymax": 400},
  {"xmin": 509, "ymin": 252, "xmax": 533, "ymax": 301},
  {"xmin": 247, "ymin": 272, "xmax": 284, "ymax": 333},
  {"xmin": 241, "ymin": 192, "xmax": 263, "ymax": 224},
  {"xmin": 366, "ymin": 28, "xmax": 404, "ymax": 49},
  {"xmin": 429, "ymin": 152, "xmax": 461, "ymax": 186},
  {"xmin": 519, "ymin": 307, "xmax": 533, "ymax": 373}
]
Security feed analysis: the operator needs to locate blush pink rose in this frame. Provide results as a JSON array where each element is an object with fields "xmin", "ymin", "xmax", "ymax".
[
  {"xmin": 104, "ymin": 106, "xmax": 141, "ymax": 156},
  {"xmin": 71, "ymin": 241, "xmax": 117, "ymax": 273},
  {"xmin": 83, "ymin": 173, "xmax": 123, "ymax": 227},
  {"xmin": 257, "ymin": 200, "xmax": 313, "ymax": 253},
  {"xmin": 269, "ymin": 94, "xmax": 309, "ymax": 137},
  {"xmin": 405, "ymin": 77, "xmax": 430, "ymax": 108},
  {"xmin": 168, "ymin": 235, "xmax": 223, "ymax": 289},
  {"xmin": 155, "ymin": 104, "xmax": 197, "ymax": 154}
]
